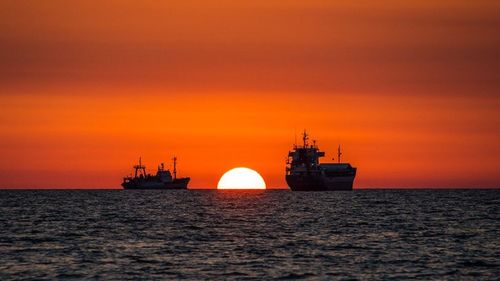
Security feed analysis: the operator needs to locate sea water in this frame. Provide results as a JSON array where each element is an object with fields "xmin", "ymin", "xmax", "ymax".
[{"xmin": 0, "ymin": 189, "xmax": 498, "ymax": 280}]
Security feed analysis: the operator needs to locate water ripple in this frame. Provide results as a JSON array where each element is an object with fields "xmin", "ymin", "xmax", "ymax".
[{"xmin": 0, "ymin": 189, "xmax": 499, "ymax": 280}]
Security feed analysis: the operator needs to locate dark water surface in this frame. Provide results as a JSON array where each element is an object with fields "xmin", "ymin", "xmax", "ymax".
[{"xmin": 0, "ymin": 190, "xmax": 498, "ymax": 280}]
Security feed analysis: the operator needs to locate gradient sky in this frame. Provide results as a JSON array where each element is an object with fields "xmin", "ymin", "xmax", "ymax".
[{"xmin": 1, "ymin": 0, "xmax": 499, "ymax": 188}]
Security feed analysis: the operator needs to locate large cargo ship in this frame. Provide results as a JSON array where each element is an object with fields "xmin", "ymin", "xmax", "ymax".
[
  {"xmin": 122, "ymin": 157, "xmax": 190, "ymax": 190},
  {"xmin": 286, "ymin": 131, "xmax": 356, "ymax": 191}
]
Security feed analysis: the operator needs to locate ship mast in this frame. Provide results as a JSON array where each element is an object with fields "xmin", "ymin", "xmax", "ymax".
[
  {"xmin": 172, "ymin": 156, "xmax": 177, "ymax": 180},
  {"xmin": 302, "ymin": 130, "xmax": 308, "ymax": 147},
  {"xmin": 337, "ymin": 145, "xmax": 342, "ymax": 163},
  {"xmin": 134, "ymin": 157, "xmax": 146, "ymax": 177}
]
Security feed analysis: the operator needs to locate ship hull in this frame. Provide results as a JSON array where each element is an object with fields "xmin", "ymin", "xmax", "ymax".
[
  {"xmin": 286, "ymin": 174, "xmax": 354, "ymax": 191},
  {"xmin": 122, "ymin": 178, "xmax": 190, "ymax": 190}
]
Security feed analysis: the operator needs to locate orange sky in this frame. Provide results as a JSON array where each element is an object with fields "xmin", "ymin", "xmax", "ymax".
[{"xmin": 1, "ymin": 0, "xmax": 499, "ymax": 188}]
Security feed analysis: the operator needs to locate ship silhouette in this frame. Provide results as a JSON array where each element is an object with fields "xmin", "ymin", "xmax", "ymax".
[
  {"xmin": 286, "ymin": 131, "xmax": 356, "ymax": 191},
  {"xmin": 122, "ymin": 157, "xmax": 190, "ymax": 189}
]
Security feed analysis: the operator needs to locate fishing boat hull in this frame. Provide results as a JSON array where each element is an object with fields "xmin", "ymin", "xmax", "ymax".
[{"xmin": 122, "ymin": 177, "xmax": 190, "ymax": 190}]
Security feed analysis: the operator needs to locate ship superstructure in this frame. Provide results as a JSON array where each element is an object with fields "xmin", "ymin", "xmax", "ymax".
[
  {"xmin": 122, "ymin": 157, "xmax": 190, "ymax": 190},
  {"xmin": 286, "ymin": 131, "xmax": 356, "ymax": 191}
]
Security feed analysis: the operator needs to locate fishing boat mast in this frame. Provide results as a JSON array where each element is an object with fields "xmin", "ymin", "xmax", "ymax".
[
  {"xmin": 172, "ymin": 156, "xmax": 177, "ymax": 180},
  {"xmin": 133, "ymin": 157, "xmax": 146, "ymax": 178}
]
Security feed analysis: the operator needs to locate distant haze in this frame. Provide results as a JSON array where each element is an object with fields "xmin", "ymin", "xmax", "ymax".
[{"xmin": 1, "ymin": 0, "xmax": 499, "ymax": 188}]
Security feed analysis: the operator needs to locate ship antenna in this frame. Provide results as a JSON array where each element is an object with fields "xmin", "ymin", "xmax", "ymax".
[
  {"xmin": 135, "ymin": 157, "xmax": 139, "ymax": 178},
  {"xmin": 173, "ymin": 156, "xmax": 177, "ymax": 180},
  {"xmin": 338, "ymin": 145, "xmax": 342, "ymax": 163},
  {"xmin": 303, "ymin": 130, "xmax": 308, "ymax": 147}
]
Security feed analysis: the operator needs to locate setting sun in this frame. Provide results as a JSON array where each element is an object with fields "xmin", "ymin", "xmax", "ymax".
[{"xmin": 217, "ymin": 168, "xmax": 266, "ymax": 190}]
